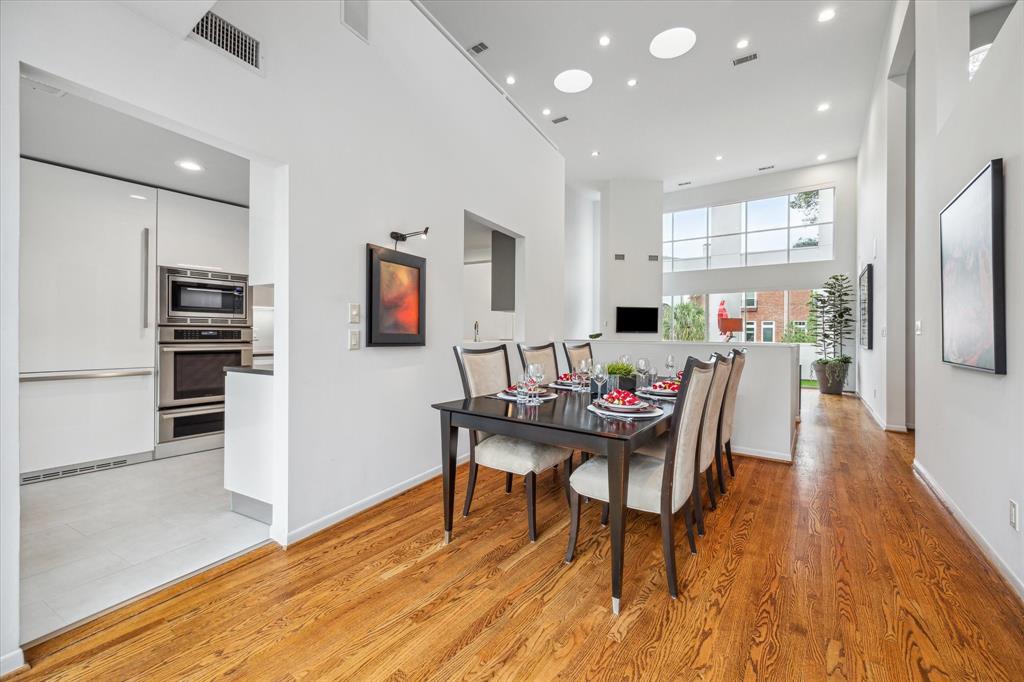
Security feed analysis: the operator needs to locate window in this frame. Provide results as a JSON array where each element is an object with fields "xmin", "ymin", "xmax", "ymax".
[
  {"xmin": 742, "ymin": 292, "xmax": 757, "ymax": 310},
  {"xmin": 793, "ymin": 320, "xmax": 807, "ymax": 332},
  {"xmin": 661, "ymin": 294, "xmax": 707, "ymax": 341},
  {"xmin": 663, "ymin": 187, "xmax": 834, "ymax": 271},
  {"xmin": 761, "ymin": 320, "xmax": 775, "ymax": 343},
  {"xmin": 745, "ymin": 321, "xmax": 756, "ymax": 342}
]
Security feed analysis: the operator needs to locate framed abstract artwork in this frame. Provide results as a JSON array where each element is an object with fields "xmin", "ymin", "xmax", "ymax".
[
  {"xmin": 858, "ymin": 263, "xmax": 873, "ymax": 350},
  {"xmin": 366, "ymin": 244, "xmax": 426, "ymax": 346},
  {"xmin": 939, "ymin": 159, "xmax": 1005, "ymax": 374}
]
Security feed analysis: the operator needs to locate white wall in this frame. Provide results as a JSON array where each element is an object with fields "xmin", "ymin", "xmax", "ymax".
[
  {"xmin": 598, "ymin": 179, "xmax": 663, "ymax": 340},
  {"xmin": 913, "ymin": 0, "xmax": 1023, "ymax": 598},
  {"xmin": 855, "ymin": 0, "xmax": 910, "ymax": 432},
  {"xmin": 462, "ymin": 262, "xmax": 514, "ymax": 341},
  {"xmin": 563, "ymin": 184, "xmax": 597, "ymax": 339},
  {"xmin": 0, "ymin": 0, "xmax": 565, "ymax": 661}
]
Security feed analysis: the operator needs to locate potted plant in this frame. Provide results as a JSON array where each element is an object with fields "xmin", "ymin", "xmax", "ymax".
[
  {"xmin": 606, "ymin": 361, "xmax": 636, "ymax": 392},
  {"xmin": 809, "ymin": 274, "xmax": 854, "ymax": 395}
]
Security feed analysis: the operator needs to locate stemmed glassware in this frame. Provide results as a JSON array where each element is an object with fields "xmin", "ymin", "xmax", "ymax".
[
  {"xmin": 577, "ymin": 358, "xmax": 592, "ymax": 393},
  {"xmin": 665, "ymin": 353, "xmax": 675, "ymax": 379},
  {"xmin": 516, "ymin": 373, "xmax": 529, "ymax": 403},
  {"xmin": 527, "ymin": 363, "xmax": 545, "ymax": 405},
  {"xmin": 636, "ymin": 357, "xmax": 650, "ymax": 390},
  {"xmin": 593, "ymin": 363, "xmax": 608, "ymax": 401}
]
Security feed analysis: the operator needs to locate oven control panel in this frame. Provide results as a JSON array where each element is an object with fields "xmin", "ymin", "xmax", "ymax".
[{"xmin": 158, "ymin": 326, "xmax": 253, "ymax": 343}]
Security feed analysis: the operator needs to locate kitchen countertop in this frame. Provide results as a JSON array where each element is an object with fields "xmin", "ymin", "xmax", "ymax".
[{"xmin": 225, "ymin": 365, "xmax": 273, "ymax": 376}]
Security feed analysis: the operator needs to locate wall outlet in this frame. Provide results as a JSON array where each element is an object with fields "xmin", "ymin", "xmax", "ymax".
[
  {"xmin": 1011, "ymin": 500, "xmax": 1020, "ymax": 531},
  {"xmin": 915, "ymin": 320, "xmax": 922, "ymax": 335},
  {"xmin": 348, "ymin": 303, "xmax": 361, "ymax": 324},
  {"xmin": 348, "ymin": 329, "xmax": 360, "ymax": 350}
]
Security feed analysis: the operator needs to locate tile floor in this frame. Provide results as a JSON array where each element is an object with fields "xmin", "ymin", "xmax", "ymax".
[{"xmin": 20, "ymin": 449, "xmax": 269, "ymax": 644}]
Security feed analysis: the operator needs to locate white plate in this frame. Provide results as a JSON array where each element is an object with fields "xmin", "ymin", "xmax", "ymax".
[
  {"xmin": 645, "ymin": 386, "xmax": 679, "ymax": 396},
  {"xmin": 596, "ymin": 398, "xmax": 650, "ymax": 412},
  {"xmin": 495, "ymin": 391, "xmax": 556, "ymax": 402},
  {"xmin": 587, "ymin": 404, "xmax": 663, "ymax": 420}
]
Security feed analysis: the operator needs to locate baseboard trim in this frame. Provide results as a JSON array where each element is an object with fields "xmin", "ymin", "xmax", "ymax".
[
  {"xmin": 913, "ymin": 459, "xmax": 1024, "ymax": 603},
  {"xmin": 0, "ymin": 648, "xmax": 26, "ymax": 678},
  {"xmin": 731, "ymin": 445, "xmax": 791, "ymax": 463},
  {"xmin": 287, "ymin": 453, "xmax": 471, "ymax": 545},
  {"xmin": 857, "ymin": 394, "xmax": 907, "ymax": 432}
]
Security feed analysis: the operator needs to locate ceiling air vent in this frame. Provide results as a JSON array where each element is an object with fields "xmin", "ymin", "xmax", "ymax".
[
  {"xmin": 732, "ymin": 53, "xmax": 758, "ymax": 66},
  {"xmin": 469, "ymin": 42, "xmax": 488, "ymax": 55},
  {"xmin": 758, "ymin": 165, "xmax": 775, "ymax": 172},
  {"xmin": 192, "ymin": 11, "xmax": 262, "ymax": 72},
  {"xmin": 552, "ymin": 115, "xmax": 569, "ymax": 124},
  {"xmin": 677, "ymin": 181, "xmax": 692, "ymax": 187}
]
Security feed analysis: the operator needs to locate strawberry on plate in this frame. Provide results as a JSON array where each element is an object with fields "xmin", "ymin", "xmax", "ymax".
[
  {"xmin": 557, "ymin": 372, "xmax": 573, "ymax": 382},
  {"xmin": 602, "ymin": 388, "xmax": 641, "ymax": 406},
  {"xmin": 651, "ymin": 380, "xmax": 680, "ymax": 393}
]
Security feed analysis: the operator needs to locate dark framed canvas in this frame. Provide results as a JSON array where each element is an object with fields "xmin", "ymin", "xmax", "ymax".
[
  {"xmin": 859, "ymin": 264, "xmax": 873, "ymax": 350},
  {"xmin": 939, "ymin": 158, "xmax": 1005, "ymax": 374},
  {"xmin": 366, "ymin": 244, "xmax": 426, "ymax": 346}
]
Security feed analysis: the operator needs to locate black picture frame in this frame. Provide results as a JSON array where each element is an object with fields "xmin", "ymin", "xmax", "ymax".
[
  {"xmin": 938, "ymin": 158, "xmax": 1005, "ymax": 374},
  {"xmin": 859, "ymin": 263, "xmax": 873, "ymax": 350},
  {"xmin": 366, "ymin": 244, "xmax": 426, "ymax": 347}
]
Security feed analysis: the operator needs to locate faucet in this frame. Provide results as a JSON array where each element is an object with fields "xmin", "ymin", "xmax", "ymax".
[{"xmin": 473, "ymin": 321, "xmax": 480, "ymax": 343}]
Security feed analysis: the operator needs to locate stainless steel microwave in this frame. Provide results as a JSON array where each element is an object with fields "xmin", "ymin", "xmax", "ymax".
[{"xmin": 159, "ymin": 266, "xmax": 251, "ymax": 326}]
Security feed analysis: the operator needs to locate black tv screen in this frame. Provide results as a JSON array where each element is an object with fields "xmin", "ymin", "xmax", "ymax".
[{"xmin": 616, "ymin": 306, "xmax": 658, "ymax": 333}]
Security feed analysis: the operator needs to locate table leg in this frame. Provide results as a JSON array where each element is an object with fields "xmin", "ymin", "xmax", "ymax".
[
  {"xmin": 607, "ymin": 440, "xmax": 629, "ymax": 614},
  {"xmin": 440, "ymin": 411, "xmax": 458, "ymax": 544}
]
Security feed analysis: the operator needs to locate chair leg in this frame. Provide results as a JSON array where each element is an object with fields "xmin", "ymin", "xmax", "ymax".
[
  {"xmin": 600, "ymin": 502, "xmax": 609, "ymax": 527},
  {"xmin": 683, "ymin": 500, "xmax": 697, "ymax": 554},
  {"xmin": 565, "ymin": 488, "xmax": 581, "ymax": 563},
  {"xmin": 552, "ymin": 464, "xmax": 559, "ymax": 485},
  {"xmin": 706, "ymin": 469, "xmax": 717, "ymax": 511},
  {"xmin": 581, "ymin": 453, "xmax": 591, "ymax": 503},
  {"xmin": 693, "ymin": 478, "xmax": 706, "ymax": 536},
  {"xmin": 562, "ymin": 456, "xmax": 574, "ymax": 507},
  {"xmin": 525, "ymin": 472, "xmax": 537, "ymax": 542},
  {"xmin": 505, "ymin": 472, "xmax": 512, "ymax": 494},
  {"xmin": 715, "ymin": 441, "xmax": 727, "ymax": 495},
  {"xmin": 660, "ymin": 507, "xmax": 678, "ymax": 598},
  {"xmin": 726, "ymin": 440, "xmax": 735, "ymax": 477},
  {"xmin": 462, "ymin": 462, "xmax": 478, "ymax": 517}
]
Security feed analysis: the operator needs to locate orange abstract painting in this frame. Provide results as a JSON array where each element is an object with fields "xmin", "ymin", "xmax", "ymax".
[{"xmin": 379, "ymin": 261, "xmax": 420, "ymax": 334}]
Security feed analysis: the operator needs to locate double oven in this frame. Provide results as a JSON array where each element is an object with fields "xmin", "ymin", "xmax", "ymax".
[{"xmin": 156, "ymin": 267, "xmax": 252, "ymax": 458}]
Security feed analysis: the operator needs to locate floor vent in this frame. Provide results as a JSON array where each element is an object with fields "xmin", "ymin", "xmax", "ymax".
[
  {"xmin": 469, "ymin": 42, "xmax": 488, "ymax": 55},
  {"xmin": 341, "ymin": 0, "xmax": 370, "ymax": 42},
  {"xmin": 552, "ymin": 116, "xmax": 569, "ymax": 124},
  {"xmin": 192, "ymin": 11, "xmax": 262, "ymax": 72},
  {"xmin": 733, "ymin": 53, "xmax": 758, "ymax": 66},
  {"xmin": 21, "ymin": 451, "xmax": 153, "ymax": 485}
]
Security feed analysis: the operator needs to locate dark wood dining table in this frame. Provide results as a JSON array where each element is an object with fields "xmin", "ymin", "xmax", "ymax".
[{"xmin": 431, "ymin": 389, "xmax": 674, "ymax": 614}]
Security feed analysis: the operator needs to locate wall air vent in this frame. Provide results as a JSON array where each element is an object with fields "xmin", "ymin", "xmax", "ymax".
[
  {"xmin": 732, "ymin": 52, "xmax": 758, "ymax": 66},
  {"xmin": 648, "ymin": 255, "xmax": 659, "ymax": 262},
  {"xmin": 341, "ymin": 0, "xmax": 370, "ymax": 42},
  {"xmin": 552, "ymin": 116, "xmax": 569, "ymax": 124},
  {"xmin": 469, "ymin": 42, "xmax": 488, "ymax": 55},
  {"xmin": 757, "ymin": 165, "xmax": 775, "ymax": 172},
  {"xmin": 192, "ymin": 11, "xmax": 262, "ymax": 72},
  {"xmin": 614, "ymin": 254, "xmax": 626, "ymax": 261}
]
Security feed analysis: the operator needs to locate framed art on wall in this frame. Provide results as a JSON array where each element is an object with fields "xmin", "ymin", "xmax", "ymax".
[
  {"xmin": 858, "ymin": 263, "xmax": 873, "ymax": 350},
  {"xmin": 366, "ymin": 244, "xmax": 426, "ymax": 346},
  {"xmin": 939, "ymin": 158, "xmax": 1005, "ymax": 374}
]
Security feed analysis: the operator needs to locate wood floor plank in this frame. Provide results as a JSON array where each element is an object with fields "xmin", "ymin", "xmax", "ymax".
[{"xmin": 10, "ymin": 391, "xmax": 1024, "ymax": 680}]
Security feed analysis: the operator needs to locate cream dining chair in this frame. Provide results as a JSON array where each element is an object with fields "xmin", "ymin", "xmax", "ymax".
[
  {"xmin": 716, "ymin": 348, "xmax": 747, "ymax": 487},
  {"xmin": 562, "ymin": 341, "xmax": 593, "ymax": 373}
]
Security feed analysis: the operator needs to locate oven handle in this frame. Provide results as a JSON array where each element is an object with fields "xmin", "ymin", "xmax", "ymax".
[
  {"xmin": 182, "ymin": 286, "xmax": 243, "ymax": 294},
  {"xmin": 160, "ymin": 406, "xmax": 225, "ymax": 419},
  {"xmin": 160, "ymin": 345, "xmax": 253, "ymax": 352}
]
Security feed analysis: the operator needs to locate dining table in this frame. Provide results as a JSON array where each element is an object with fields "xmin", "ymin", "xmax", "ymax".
[{"xmin": 431, "ymin": 387, "xmax": 675, "ymax": 614}]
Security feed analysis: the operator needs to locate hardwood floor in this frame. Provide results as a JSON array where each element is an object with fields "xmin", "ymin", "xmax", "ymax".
[{"xmin": 11, "ymin": 391, "xmax": 1024, "ymax": 680}]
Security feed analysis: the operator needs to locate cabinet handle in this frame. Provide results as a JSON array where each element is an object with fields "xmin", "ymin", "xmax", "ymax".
[
  {"xmin": 160, "ymin": 406, "xmax": 224, "ymax": 419},
  {"xmin": 142, "ymin": 227, "xmax": 151, "ymax": 329},
  {"xmin": 20, "ymin": 368, "xmax": 154, "ymax": 382}
]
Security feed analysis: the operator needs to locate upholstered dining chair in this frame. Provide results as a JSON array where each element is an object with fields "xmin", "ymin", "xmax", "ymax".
[
  {"xmin": 717, "ymin": 349, "xmax": 747, "ymax": 485},
  {"xmin": 562, "ymin": 341, "xmax": 593, "ymax": 373},
  {"xmin": 564, "ymin": 356, "xmax": 716, "ymax": 598},
  {"xmin": 517, "ymin": 342, "xmax": 560, "ymax": 385},
  {"xmin": 453, "ymin": 345, "xmax": 573, "ymax": 541}
]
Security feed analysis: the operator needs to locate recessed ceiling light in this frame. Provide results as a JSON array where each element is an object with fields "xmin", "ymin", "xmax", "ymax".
[
  {"xmin": 818, "ymin": 8, "xmax": 836, "ymax": 22},
  {"xmin": 599, "ymin": 35, "xmax": 611, "ymax": 47},
  {"xmin": 817, "ymin": 153, "xmax": 828, "ymax": 161},
  {"xmin": 505, "ymin": 74, "xmax": 516, "ymax": 85},
  {"xmin": 591, "ymin": 150, "xmax": 600, "ymax": 157},
  {"xmin": 817, "ymin": 102, "xmax": 831, "ymax": 112},
  {"xmin": 175, "ymin": 159, "xmax": 203, "ymax": 172},
  {"xmin": 626, "ymin": 78, "xmax": 638, "ymax": 87},
  {"xmin": 715, "ymin": 155, "xmax": 723, "ymax": 161},
  {"xmin": 649, "ymin": 27, "xmax": 697, "ymax": 59},
  {"xmin": 542, "ymin": 108, "xmax": 551, "ymax": 116},
  {"xmin": 554, "ymin": 69, "xmax": 593, "ymax": 94},
  {"xmin": 736, "ymin": 38, "xmax": 749, "ymax": 49},
  {"xmin": 129, "ymin": 194, "xmax": 147, "ymax": 200}
]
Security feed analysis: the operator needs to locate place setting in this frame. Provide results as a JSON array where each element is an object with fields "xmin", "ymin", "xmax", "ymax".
[{"xmin": 587, "ymin": 388, "xmax": 664, "ymax": 423}]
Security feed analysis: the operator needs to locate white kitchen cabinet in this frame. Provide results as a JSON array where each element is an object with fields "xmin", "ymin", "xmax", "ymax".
[
  {"xmin": 157, "ymin": 189, "xmax": 249, "ymax": 274},
  {"xmin": 224, "ymin": 370, "xmax": 273, "ymax": 505},
  {"xmin": 20, "ymin": 159, "xmax": 157, "ymax": 372},
  {"xmin": 19, "ymin": 371, "xmax": 156, "ymax": 473}
]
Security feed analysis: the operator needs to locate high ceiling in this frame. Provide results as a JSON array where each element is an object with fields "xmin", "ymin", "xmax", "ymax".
[{"xmin": 422, "ymin": 0, "xmax": 892, "ymax": 192}]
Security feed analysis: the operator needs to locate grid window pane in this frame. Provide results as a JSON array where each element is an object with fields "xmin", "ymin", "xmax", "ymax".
[
  {"xmin": 708, "ymin": 292, "xmax": 744, "ymax": 342},
  {"xmin": 673, "ymin": 208, "xmax": 707, "ymax": 240},
  {"xmin": 709, "ymin": 203, "xmax": 743, "ymax": 236},
  {"xmin": 746, "ymin": 228, "xmax": 788, "ymax": 265},
  {"xmin": 790, "ymin": 223, "xmax": 833, "ymax": 263},
  {"xmin": 662, "ymin": 241, "xmax": 674, "ymax": 272},
  {"xmin": 708, "ymin": 234, "xmax": 744, "ymax": 270},
  {"xmin": 747, "ymin": 195, "xmax": 788, "ymax": 231},
  {"xmin": 662, "ymin": 213, "xmax": 673, "ymax": 242},
  {"xmin": 673, "ymin": 238, "xmax": 707, "ymax": 271}
]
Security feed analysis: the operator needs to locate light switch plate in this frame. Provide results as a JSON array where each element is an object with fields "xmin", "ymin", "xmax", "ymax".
[
  {"xmin": 349, "ymin": 303, "xmax": 361, "ymax": 324},
  {"xmin": 915, "ymin": 320, "xmax": 922, "ymax": 335},
  {"xmin": 348, "ymin": 329, "xmax": 360, "ymax": 350}
]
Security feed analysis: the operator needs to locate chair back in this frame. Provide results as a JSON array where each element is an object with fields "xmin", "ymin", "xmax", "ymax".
[
  {"xmin": 697, "ymin": 353, "xmax": 732, "ymax": 473},
  {"xmin": 660, "ymin": 356, "xmax": 715, "ymax": 512},
  {"xmin": 517, "ymin": 342, "xmax": 559, "ymax": 383},
  {"xmin": 453, "ymin": 345, "xmax": 511, "ymax": 398},
  {"xmin": 562, "ymin": 342, "xmax": 593, "ymax": 373},
  {"xmin": 719, "ymin": 348, "xmax": 747, "ymax": 444}
]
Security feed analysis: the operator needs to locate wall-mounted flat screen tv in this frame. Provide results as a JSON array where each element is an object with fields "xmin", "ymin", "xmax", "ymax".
[{"xmin": 615, "ymin": 306, "xmax": 658, "ymax": 333}]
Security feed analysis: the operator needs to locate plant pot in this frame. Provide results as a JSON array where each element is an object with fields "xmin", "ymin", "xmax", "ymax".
[
  {"xmin": 813, "ymin": 362, "xmax": 848, "ymax": 395},
  {"xmin": 609, "ymin": 375, "xmax": 636, "ymax": 392}
]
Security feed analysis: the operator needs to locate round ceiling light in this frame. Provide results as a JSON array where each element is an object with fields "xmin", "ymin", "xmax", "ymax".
[
  {"xmin": 591, "ymin": 150, "xmax": 600, "ymax": 157},
  {"xmin": 505, "ymin": 74, "xmax": 516, "ymax": 85},
  {"xmin": 817, "ymin": 102, "xmax": 831, "ymax": 112},
  {"xmin": 818, "ymin": 8, "xmax": 836, "ymax": 22},
  {"xmin": 626, "ymin": 78, "xmax": 638, "ymax": 87},
  {"xmin": 599, "ymin": 35, "xmax": 611, "ymax": 47},
  {"xmin": 715, "ymin": 155, "xmax": 723, "ymax": 161},
  {"xmin": 553, "ymin": 69, "xmax": 593, "ymax": 94},
  {"xmin": 817, "ymin": 153, "xmax": 828, "ymax": 161},
  {"xmin": 175, "ymin": 159, "xmax": 203, "ymax": 172},
  {"xmin": 649, "ymin": 27, "xmax": 697, "ymax": 59},
  {"xmin": 542, "ymin": 108, "xmax": 551, "ymax": 116},
  {"xmin": 736, "ymin": 38, "xmax": 749, "ymax": 49}
]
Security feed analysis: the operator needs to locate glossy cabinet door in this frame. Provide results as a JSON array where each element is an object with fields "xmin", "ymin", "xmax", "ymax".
[
  {"xmin": 19, "ymin": 159, "xmax": 157, "ymax": 372},
  {"xmin": 157, "ymin": 189, "xmax": 249, "ymax": 274}
]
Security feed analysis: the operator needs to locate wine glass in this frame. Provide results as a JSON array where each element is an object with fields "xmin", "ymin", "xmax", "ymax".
[
  {"xmin": 593, "ymin": 363, "xmax": 607, "ymax": 401},
  {"xmin": 527, "ymin": 363, "xmax": 545, "ymax": 405},
  {"xmin": 618, "ymin": 354, "xmax": 630, "ymax": 366},
  {"xmin": 636, "ymin": 357, "xmax": 650, "ymax": 390},
  {"xmin": 577, "ymin": 358, "xmax": 592, "ymax": 393},
  {"xmin": 665, "ymin": 353, "xmax": 675, "ymax": 379},
  {"xmin": 516, "ymin": 373, "xmax": 528, "ymax": 404}
]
